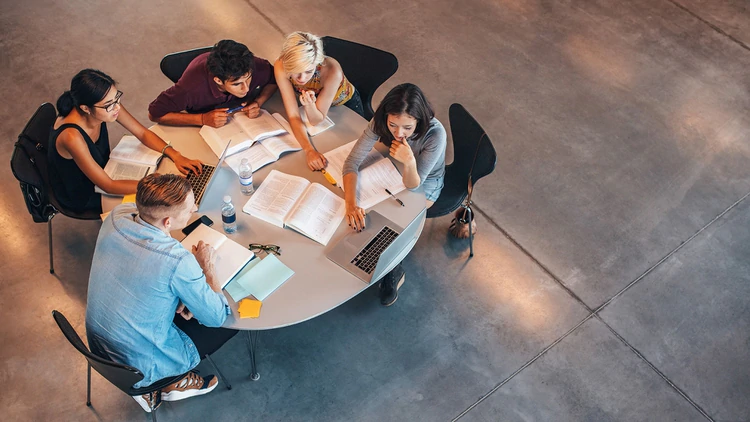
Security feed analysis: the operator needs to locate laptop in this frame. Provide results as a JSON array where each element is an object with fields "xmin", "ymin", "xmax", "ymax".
[
  {"xmin": 186, "ymin": 141, "xmax": 230, "ymax": 211},
  {"xmin": 326, "ymin": 209, "xmax": 426, "ymax": 284}
]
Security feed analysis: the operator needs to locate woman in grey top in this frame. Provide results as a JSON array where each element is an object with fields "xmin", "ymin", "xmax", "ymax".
[{"xmin": 342, "ymin": 83, "xmax": 447, "ymax": 306}]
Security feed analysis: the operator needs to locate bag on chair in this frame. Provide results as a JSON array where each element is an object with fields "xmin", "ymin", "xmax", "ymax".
[{"xmin": 11, "ymin": 134, "xmax": 56, "ymax": 223}]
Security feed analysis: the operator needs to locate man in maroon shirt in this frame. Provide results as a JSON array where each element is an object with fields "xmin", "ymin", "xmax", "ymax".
[{"xmin": 148, "ymin": 40, "xmax": 277, "ymax": 128}]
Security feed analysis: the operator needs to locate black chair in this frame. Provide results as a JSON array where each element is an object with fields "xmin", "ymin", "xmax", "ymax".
[
  {"xmin": 52, "ymin": 310, "xmax": 231, "ymax": 421},
  {"xmin": 10, "ymin": 103, "xmax": 100, "ymax": 274},
  {"xmin": 160, "ymin": 46, "xmax": 213, "ymax": 83},
  {"xmin": 322, "ymin": 36, "xmax": 398, "ymax": 120},
  {"xmin": 427, "ymin": 104, "xmax": 497, "ymax": 257}
]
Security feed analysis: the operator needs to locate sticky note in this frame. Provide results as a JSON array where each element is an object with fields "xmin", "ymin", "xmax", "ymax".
[
  {"xmin": 238, "ymin": 298, "xmax": 262, "ymax": 318},
  {"xmin": 122, "ymin": 194, "xmax": 137, "ymax": 204}
]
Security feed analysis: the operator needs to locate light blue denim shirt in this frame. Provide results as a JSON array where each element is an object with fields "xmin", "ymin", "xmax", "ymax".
[{"xmin": 86, "ymin": 203, "xmax": 230, "ymax": 388}]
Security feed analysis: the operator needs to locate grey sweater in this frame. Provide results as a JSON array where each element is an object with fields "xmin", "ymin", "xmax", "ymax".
[{"xmin": 342, "ymin": 117, "xmax": 447, "ymax": 189}]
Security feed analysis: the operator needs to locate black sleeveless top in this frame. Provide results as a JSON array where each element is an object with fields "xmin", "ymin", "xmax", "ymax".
[{"xmin": 48, "ymin": 123, "xmax": 110, "ymax": 213}]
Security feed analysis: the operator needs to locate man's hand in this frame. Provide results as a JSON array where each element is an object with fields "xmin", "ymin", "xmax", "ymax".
[
  {"xmin": 176, "ymin": 302, "xmax": 193, "ymax": 320},
  {"xmin": 193, "ymin": 240, "xmax": 216, "ymax": 273},
  {"xmin": 300, "ymin": 90, "xmax": 317, "ymax": 107},
  {"xmin": 389, "ymin": 138, "xmax": 415, "ymax": 164},
  {"xmin": 202, "ymin": 109, "xmax": 229, "ymax": 128},
  {"xmin": 305, "ymin": 149, "xmax": 328, "ymax": 171},
  {"xmin": 243, "ymin": 102, "xmax": 261, "ymax": 119}
]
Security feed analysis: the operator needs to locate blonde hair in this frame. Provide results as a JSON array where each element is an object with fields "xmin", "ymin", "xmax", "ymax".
[{"xmin": 280, "ymin": 31, "xmax": 325, "ymax": 74}]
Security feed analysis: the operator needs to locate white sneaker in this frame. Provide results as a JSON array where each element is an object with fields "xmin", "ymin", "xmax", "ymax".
[{"xmin": 160, "ymin": 371, "xmax": 218, "ymax": 402}]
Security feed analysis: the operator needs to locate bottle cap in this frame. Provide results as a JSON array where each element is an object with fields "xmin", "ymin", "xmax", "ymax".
[{"xmin": 223, "ymin": 195, "xmax": 232, "ymax": 203}]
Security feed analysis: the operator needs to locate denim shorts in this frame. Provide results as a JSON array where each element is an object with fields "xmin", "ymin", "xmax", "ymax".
[{"xmin": 422, "ymin": 176, "xmax": 444, "ymax": 202}]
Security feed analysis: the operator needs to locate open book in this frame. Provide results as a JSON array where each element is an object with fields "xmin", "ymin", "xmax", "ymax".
[
  {"xmin": 242, "ymin": 170, "xmax": 346, "ymax": 245},
  {"xmin": 300, "ymin": 107, "xmax": 334, "ymax": 137},
  {"xmin": 199, "ymin": 110, "xmax": 288, "ymax": 158},
  {"xmin": 323, "ymin": 140, "xmax": 408, "ymax": 209},
  {"xmin": 224, "ymin": 116, "xmax": 301, "ymax": 175},
  {"xmin": 96, "ymin": 135, "xmax": 161, "ymax": 194},
  {"xmin": 180, "ymin": 223, "xmax": 255, "ymax": 289}
]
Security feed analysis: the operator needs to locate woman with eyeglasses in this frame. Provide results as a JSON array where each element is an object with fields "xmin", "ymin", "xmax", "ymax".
[{"xmin": 49, "ymin": 69, "xmax": 202, "ymax": 213}]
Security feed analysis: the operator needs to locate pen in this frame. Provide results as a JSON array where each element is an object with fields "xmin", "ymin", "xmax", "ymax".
[
  {"xmin": 226, "ymin": 105, "xmax": 244, "ymax": 114},
  {"xmin": 385, "ymin": 188, "xmax": 405, "ymax": 207},
  {"xmin": 321, "ymin": 169, "xmax": 343, "ymax": 190}
]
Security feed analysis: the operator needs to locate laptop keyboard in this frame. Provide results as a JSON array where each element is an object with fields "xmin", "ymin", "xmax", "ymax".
[
  {"xmin": 351, "ymin": 226, "xmax": 399, "ymax": 274},
  {"xmin": 186, "ymin": 164, "xmax": 215, "ymax": 204}
]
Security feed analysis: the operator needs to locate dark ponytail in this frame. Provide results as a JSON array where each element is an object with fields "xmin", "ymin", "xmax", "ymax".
[{"xmin": 56, "ymin": 69, "xmax": 116, "ymax": 117}]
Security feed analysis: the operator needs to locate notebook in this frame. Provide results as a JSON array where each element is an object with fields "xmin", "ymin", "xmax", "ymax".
[{"xmin": 180, "ymin": 223, "xmax": 255, "ymax": 289}]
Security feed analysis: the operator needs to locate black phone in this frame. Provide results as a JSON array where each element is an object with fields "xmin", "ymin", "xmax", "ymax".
[{"xmin": 182, "ymin": 215, "xmax": 214, "ymax": 236}]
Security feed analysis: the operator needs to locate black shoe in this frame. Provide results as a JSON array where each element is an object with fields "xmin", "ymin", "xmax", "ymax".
[{"xmin": 379, "ymin": 265, "xmax": 405, "ymax": 306}]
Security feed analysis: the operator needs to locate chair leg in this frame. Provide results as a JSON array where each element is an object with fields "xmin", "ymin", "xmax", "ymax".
[
  {"xmin": 86, "ymin": 363, "xmax": 92, "ymax": 406},
  {"xmin": 468, "ymin": 207, "xmax": 474, "ymax": 258},
  {"xmin": 48, "ymin": 217, "xmax": 54, "ymax": 274},
  {"xmin": 151, "ymin": 397, "xmax": 158, "ymax": 422},
  {"xmin": 204, "ymin": 354, "xmax": 232, "ymax": 390}
]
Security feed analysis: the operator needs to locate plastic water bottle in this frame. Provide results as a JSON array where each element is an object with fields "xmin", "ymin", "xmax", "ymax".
[
  {"xmin": 221, "ymin": 195, "xmax": 237, "ymax": 233},
  {"xmin": 239, "ymin": 158, "xmax": 254, "ymax": 195}
]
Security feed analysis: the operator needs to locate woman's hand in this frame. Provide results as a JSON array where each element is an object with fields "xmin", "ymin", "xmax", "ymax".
[
  {"xmin": 345, "ymin": 203, "xmax": 366, "ymax": 232},
  {"xmin": 300, "ymin": 90, "xmax": 317, "ymax": 107},
  {"xmin": 171, "ymin": 153, "xmax": 203, "ymax": 175},
  {"xmin": 389, "ymin": 138, "xmax": 415, "ymax": 164},
  {"xmin": 305, "ymin": 149, "xmax": 328, "ymax": 171}
]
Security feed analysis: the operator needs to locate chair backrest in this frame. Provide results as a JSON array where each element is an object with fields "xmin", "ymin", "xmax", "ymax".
[
  {"xmin": 322, "ymin": 36, "xmax": 398, "ymax": 120},
  {"xmin": 10, "ymin": 103, "xmax": 58, "ymax": 222},
  {"xmin": 160, "ymin": 46, "xmax": 213, "ymax": 83},
  {"xmin": 449, "ymin": 103, "xmax": 497, "ymax": 186},
  {"xmin": 51, "ymin": 310, "xmax": 145, "ymax": 394},
  {"xmin": 426, "ymin": 104, "xmax": 497, "ymax": 218}
]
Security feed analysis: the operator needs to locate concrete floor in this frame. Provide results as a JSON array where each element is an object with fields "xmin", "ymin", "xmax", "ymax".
[{"xmin": 1, "ymin": 0, "xmax": 748, "ymax": 420}]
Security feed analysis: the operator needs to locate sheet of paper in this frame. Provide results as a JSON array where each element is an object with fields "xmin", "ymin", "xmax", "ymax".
[
  {"xmin": 286, "ymin": 183, "xmax": 346, "ymax": 245},
  {"xmin": 323, "ymin": 140, "xmax": 406, "ymax": 209},
  {"xmin": 242, "ymin": 170, "xmax": 310, "ymax": 227},
  {"xmin": 323, "ymin": 140, "xmax": 382, "ymax": 188},
  {"xmin": 225, "ymin": 254, "xmax": 294, "ymax": 302},
  {"xmin": 356, "ymin": 158, "xmax": 408, "ymax": 209}
]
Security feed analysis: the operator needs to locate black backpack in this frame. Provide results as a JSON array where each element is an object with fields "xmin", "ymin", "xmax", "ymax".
[{"xmin": 10, "ymin": 103, "xmax": 57, "ymax": 223}]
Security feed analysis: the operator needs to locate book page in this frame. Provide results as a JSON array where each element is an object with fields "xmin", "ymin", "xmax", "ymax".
[
  {"xmin": 110, "ymin": 135, "xmax": 162, "ymax": 166},
  {"xmin": 234, "ymin": 110, "xmax": 286, "ymax": 142},
  {"xmin": 323, "ymin": 140, "xmax": 384, "ymax": 192},
  {"xmin": 242, "ymin": 170, "xmax": 310, "ymax": 228},
  {"xmin": 258, "ymin": 133, "xmax": 301, "ymax": 159},
  {"xmin": 102, "ymin": 160, "xmax": 153, "ymax": 181},
  {"xmin": 286, "ymin": 183, "xmax": 346, "ymax": 245},
  {"xmin": 299, "ymin": 107, "xmax": 334, "ymax": 137},
  {"xmin": 180, "ymin": 223, "xmax": 255, "ymax": 289},
  {"xmin": 200, "ymin": 119, "xmax": 254, "ymax": 158},
  {"xmin": 224, "ymin": 143, "xmax": 276, "ymax": 176}
]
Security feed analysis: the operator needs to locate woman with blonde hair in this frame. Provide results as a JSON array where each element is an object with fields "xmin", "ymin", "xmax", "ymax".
[{"xmin": 275, "ymin": 31, "xmax": 364, "ymax": 170}]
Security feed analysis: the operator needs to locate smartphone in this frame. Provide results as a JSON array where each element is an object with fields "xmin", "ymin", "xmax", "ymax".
[{"xmin": 182, "ymin": 215, "xmax": 214, "ymax": 236}]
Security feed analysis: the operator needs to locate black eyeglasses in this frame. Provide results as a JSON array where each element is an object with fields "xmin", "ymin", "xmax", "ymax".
[
  {"xmin": 93, "ymin": 90, "xmax": 123, "ymax": 113},
  {"xmin": 248, "ymin": 243, "xmax": 282, "ymax": 256}
]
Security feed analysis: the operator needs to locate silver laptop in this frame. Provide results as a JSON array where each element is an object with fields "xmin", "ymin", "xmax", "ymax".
[
  {"xmin": 186, "ymin": 141, "xmax": 230, "ymax": 211},
  {"xmin": 326, "ymin": 209, "xmax": 426, "ymax": 284}
]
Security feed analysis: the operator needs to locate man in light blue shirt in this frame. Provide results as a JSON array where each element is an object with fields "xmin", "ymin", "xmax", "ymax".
[{"xmin": 86, "ymin": 174, "xmax": 236, "ymax": 413}]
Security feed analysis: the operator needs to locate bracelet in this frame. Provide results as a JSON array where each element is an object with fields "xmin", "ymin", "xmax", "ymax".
[{"xmin": 160, "ymin": 143, "xmax": 173, "ymax": 156}]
